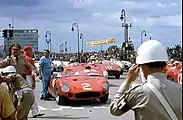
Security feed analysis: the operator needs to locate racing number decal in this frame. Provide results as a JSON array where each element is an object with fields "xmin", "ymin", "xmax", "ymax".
[{"xmin": 81, "ymin": 83, "xmax": 92, "ymax": 90}]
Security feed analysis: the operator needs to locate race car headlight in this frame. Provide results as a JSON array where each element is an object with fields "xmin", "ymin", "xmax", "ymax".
[
  {"xmin": 103, "ymin": 83, "xmax": 109, "ymax": 90},
  {"xmin": 61, "ymin": 85, "xmax": 69, "ymax": 92}
]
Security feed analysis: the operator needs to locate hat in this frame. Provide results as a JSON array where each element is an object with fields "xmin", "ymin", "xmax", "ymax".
[
  {"xmin": 24, "ymin": 46, "xmax": 32, "ymax": 51},
  {"xmin": 136, "ymin": 40, "xmax": 168, "ymax": 64},
  {"xmin": 11, "ymin": 43, "xmax": 21, "ymax": 49}
]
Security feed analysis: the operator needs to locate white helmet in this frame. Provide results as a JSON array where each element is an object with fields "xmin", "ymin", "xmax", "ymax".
[
  {"xmin": 136, "ymin": 40, "xmax": 168, "ymax": 64},
  {"xmin": 2, "ymin": 66, "xmax": 16, "ymax": 73}
]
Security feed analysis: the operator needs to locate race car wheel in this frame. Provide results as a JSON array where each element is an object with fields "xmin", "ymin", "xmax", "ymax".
[
  {"xmin": 55, "ymin": 90, "xmax": 69, "ymax": 105},
  {"xmin": 100, "ymin": 93, "xmax": 109, "ymax": 103},
  {"xmin": 115, "ymin": 75, "xmax": 120, "ymax": 79},
  {"xmin": 48, "ymin": 93, "xmax": 54, "ymax": 98},
  {"xmin": 120, "ymin": 70, "xmax": 124, "ymax": 75}
]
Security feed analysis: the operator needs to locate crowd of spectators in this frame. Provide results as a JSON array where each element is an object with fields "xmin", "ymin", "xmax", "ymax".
[{"xmin": 28, "ymin": 44, "xmax": 182, "ymax": 63}]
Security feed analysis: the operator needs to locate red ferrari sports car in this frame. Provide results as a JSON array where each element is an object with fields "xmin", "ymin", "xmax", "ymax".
[
  {"xmin": 65, "ymin": 63, "xmax": 109, "ymax": 78},
  {"xmin": 92, "ymin": 62, "xmax": 122, "ymax": 79},
  {"xmin": 166, "ymin": 64, "xmax": 182, "ymax": 84},
  {"xmin": 48, "ymin": 70, "xmax": 109, "ymax": 105}
]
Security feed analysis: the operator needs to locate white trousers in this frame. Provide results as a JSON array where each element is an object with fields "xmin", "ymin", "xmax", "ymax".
[{"xmin": 26, "ymin": 75, "xmax": 39, "ymax": 116}]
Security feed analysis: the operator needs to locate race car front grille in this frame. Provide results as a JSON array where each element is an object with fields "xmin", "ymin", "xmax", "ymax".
[{"xmin": 75, "ymin": 92, "xmax": 100, "ymax": 98}]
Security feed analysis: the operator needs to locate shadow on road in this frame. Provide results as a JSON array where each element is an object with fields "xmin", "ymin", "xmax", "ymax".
[
  {"xmin": 29, "ymin": 115, "xmax": 89, "ymax": 119},
  {"xmin": 66, "ymin": 98, "xmax": 111, "ymax": 107},
  {"xmin": 108, "ymin": 76, "xmax": 126, "ymax": 80},
  {"xmin": 109, "ymin": 84, "xmax": 119, "ymax": 87}
]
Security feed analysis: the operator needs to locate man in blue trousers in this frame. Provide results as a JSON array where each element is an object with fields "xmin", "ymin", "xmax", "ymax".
[{"xmin": 39, "ymin": 49, "xmax": 52, "ymax": 100}]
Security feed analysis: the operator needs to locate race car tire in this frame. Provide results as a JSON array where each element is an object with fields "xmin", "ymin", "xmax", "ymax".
[
  {"xmin": 48, "ymin": 93, "xmax": 54, "ymax": 98},
  {"xmin": 115, "ymin": 75, "xmax": 120, "ymax": 79},
  {"xmin": 120, "ymin": 69, "xmax": 124, "ymax": 75},
  {"xmin": 54, "ymin": 86, "xmax": 69, "ymax": 105},
  {"xmin": 55, "ymin": 92, "xmax": 69, "ymax": 105},
  {"xmin": 100, "ymin": 93, "xmax": 109, "ymax": 103}
]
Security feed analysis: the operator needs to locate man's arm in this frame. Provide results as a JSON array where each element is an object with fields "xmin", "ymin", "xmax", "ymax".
[
  {"xmin": 31, "ymin": 61, "xmax": 36, "ymax": 89},
  {"xmin": 0, "ymin": 57, "xmax": 10, "ymax": 68},
  {"xmin": 109, "ymin": 80, "xmax": 131, "ymax": 116},
  {"xmin": 38, "ymin": 57, "xmax": 44, "ymax": 77},
  {"xmin": 1, "ymin": 87, "xmax": 16, "ymax": 120}
]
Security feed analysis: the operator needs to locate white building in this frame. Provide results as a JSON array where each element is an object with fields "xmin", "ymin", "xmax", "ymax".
[{"xmin": 4, "ymin": 29, "xmax": 39, "ymax": 52}]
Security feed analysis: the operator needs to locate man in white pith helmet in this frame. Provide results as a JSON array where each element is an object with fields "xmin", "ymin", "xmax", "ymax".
[{"xmin": 110, "ymin": 40, "xmax": 182, "ymax": 120}]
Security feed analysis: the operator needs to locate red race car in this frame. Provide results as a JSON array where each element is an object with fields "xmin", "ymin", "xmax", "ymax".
[
  {"xmin": 166, "ymin": 64, "xmax": 182, "ymax": 84},
  {"xmin": 48, "ymin": 70, "xmax": 109, "ymax": 105},
  {"xmin": 65, "ymin": 63, "xmax": 109, "ymax": 78},
  {"xmin": 93, "ymin": 61, "xmax": 122, "ymax": 79}
]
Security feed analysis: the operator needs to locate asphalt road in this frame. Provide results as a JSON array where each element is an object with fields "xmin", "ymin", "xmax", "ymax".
[{"xmin": 29, "ymin": 72, "xmax": 141, "ymax": 120}]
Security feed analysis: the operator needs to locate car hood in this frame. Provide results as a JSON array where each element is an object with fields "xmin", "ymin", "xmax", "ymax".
[{"xmin": 62, "ymin": 76, "xmax": 107, "ymax": 93}]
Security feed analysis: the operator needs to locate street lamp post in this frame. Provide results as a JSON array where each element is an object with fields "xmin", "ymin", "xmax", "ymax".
[
  {"xmin": 45, "ymin": 31, "xmax": 51, "ymax": 52},
  {"xmin": 71, "ymin": 23, "xmax": 80, "ymax": 63},
  {"xmin": 141, "ymin": 30, "xmax": 147, "ymax": 44},
  {"xmin": 120, "ymin": 9, "xmax": 132, "ymax": 60},
  {"xmin": 80, "ymin": 33, "xmax": 84, "ymax": 53}
]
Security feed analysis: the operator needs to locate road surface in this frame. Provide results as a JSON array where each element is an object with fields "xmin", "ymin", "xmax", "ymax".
[{"xmin": 29, "ymin": 72, "xmax": 140, "ymax": 120}]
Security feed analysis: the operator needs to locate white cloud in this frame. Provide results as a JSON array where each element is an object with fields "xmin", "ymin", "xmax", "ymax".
[
  {"xmin": 169, "ymin": 2, "xmax": 178, "ymax": 6},
  {"xmin": 0, "ymin": 0, "xmax": 181, "ymax": 52},
  {"xmin": 92, "ymin": 12, "xmax": 103, "ymax": 18},
  {"xmin": 157, "ymin": 2, "xmax": 166, "ymax": 8},
  {"xmin": 68, "ymin": 0, "xmax": 94, "ymax": 8},
  {"xmin": 156, "ymin": 15, "xmax": 182, "ymax": 27}
]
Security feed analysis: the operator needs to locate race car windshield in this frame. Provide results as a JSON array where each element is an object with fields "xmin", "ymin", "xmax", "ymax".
[
  {"xmin": 88, "ymin": 73, "xmax": 103, "ymax": 77},
  {"xmin": 63, "ymin": 72, "xmax": 75, "ymax": 76},
  {"xmin": 74, "ymin": 72, "xmax": 103, "ymax": 77}
]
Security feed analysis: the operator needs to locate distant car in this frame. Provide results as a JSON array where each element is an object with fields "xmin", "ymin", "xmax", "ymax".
[
  {"xmin": 65, "ymin": 63, "xmax": 109, "ymax": 79},
  {"xmin": 48, "ymin": 70, "xmax": 109, "ymax": 105},
  {"xmin": 52, "ymin": 60, "xmax": 64, "ymax": 72},
  {"xmin": 98, "ymin": 61, "xmax": 122, "ymax": 79},
  {"xmin": 121, "ymin": 61, "xmax": 132, "ymax": 70},
  {"xmin": 166, "ymin": 65, "xmax": 182, "ymax": 84},
  {"xmin": 110, "ymin": 59, "xmax": 125, "ymax": 70}
]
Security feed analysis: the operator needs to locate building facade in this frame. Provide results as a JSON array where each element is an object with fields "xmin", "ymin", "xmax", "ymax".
[{"xmin": 4, "ymin": 29, "xmax": 39, "ymax": 52}]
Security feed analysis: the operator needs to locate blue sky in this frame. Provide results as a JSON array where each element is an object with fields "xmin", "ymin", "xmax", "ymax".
[{"xmin": 0, "ymin": 0, "xmax": 182, "ymax": 52}]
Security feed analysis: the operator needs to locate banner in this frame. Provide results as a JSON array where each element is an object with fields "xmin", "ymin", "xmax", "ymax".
[{"xmin": 87, "ymin": 37, "xmax": 115, "ymax": 46}]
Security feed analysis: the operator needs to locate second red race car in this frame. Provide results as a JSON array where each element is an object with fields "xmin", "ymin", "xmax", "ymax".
[
  {"xmin": 48, "ymin": 68, "xmax": 109, "ymax": 105},
  {"xmin": 93, "ymin": 61, "xmax": 122, "ymax": 79}
]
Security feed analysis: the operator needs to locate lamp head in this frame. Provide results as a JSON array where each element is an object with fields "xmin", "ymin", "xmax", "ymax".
[
  {"xmin": 71, "ymin": 27, "xmax": 74, "ymax": 31},
  {"xmin": 120, "ymin": 15, "xmax": 124, "ymax": 21},
  {"xmin": 129, "ymin": 23, "xmax": 132, "ymax": 27}
]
